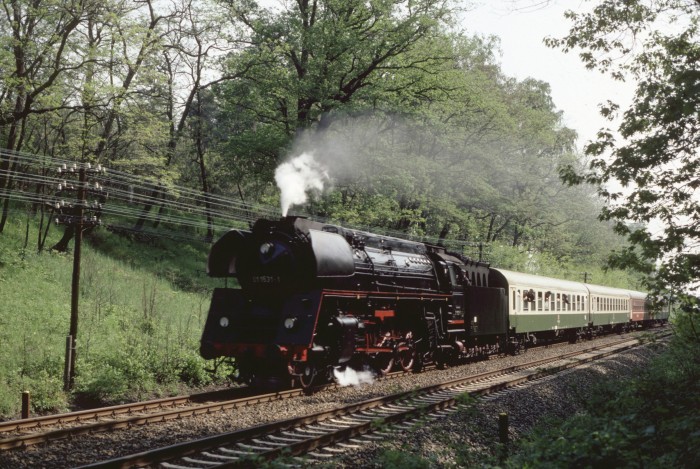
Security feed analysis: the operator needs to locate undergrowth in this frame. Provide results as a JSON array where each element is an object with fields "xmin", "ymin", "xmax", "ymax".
[
  {"xmin": 374, "ymin": 328, "xmax": 698, "ymax": 468},
  {"xmin": 0, "ymin": 216, "xmax": 232, "ymax": 418}
]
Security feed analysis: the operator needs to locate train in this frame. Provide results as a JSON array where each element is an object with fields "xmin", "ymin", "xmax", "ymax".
[{"xmin": 199, "ymin": 216, "xmax": 669, "ymax": 388}]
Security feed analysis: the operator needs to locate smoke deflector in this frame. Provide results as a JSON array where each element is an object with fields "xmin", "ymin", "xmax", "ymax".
[
  {"xmin": 206, "ymin": 230, "xmax": 251, "ymax": 277},
  {"xmin": 309, "ymin": 229, "xmax": 355, "ymax": 277}
]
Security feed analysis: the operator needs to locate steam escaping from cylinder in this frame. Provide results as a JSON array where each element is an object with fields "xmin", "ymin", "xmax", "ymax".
[
  {"xmin": 274, "ymin": 152, "xmax": 329, "ymax": 216},
  {"xmin": 333, "ymin": 366, "xmax": 375, "ymax": 387}
]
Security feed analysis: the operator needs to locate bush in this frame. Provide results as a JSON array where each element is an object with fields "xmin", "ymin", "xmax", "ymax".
[
  {"xmin": 74, "ymin": 363, "xmax": 130, "ymax": 404},
  {"xmin": 506, "ymin": 333, "xmax": 700, "ymax": 469},
  {"xmin": 178, "ymin": 352, "xmax": 213, "ymax": 386},
  {"xmin": 378, "ymin": 448, "xmax": 432, "ymax": 469},
  {"xmin": 2, "ymin": 368, "xmax": 69, "ymax": 416}
]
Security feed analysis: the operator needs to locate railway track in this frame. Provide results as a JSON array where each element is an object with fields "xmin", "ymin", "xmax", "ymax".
[
  {"xmin": 76, "ymin": 333, "xmax": 666, "ymax": 469},
  {"xmin": 0, "ymin": 363, "xmax": 423, "ymax": 450},
  {"xmin": 0, "ymin": 384, "xmax": 322, "ymax": 451},
  {"xmin": 0, "ymin": 329, "xmax": 661, "ymax": 453}
]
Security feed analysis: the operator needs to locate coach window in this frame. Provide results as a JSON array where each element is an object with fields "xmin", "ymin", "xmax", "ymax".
[{"xmin": 537, "ymin": 291, "xmax": 543, "ymax": 311}]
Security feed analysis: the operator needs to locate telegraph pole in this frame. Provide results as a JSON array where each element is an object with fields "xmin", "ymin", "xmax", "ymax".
[
  {"xmin": 54, "ymin": 163, "xmax": 106, "ymax": 390},
  {"xmin": 67, "ymin": 166, "xmax": 85, "ymax": 390}
]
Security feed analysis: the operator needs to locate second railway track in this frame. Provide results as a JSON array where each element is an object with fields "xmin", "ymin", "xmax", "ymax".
[
  {"xmin": 0, "ymin": 330, "xmax": 591, "ymax": 451},
  {"xmin": 77, "ymin": 333, "xmax": 667, "ymax": 469}
]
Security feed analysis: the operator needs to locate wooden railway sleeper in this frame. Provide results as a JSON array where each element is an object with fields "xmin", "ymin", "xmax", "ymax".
[
  {"xmin": 267, "ymin": 434, "xmax": 306, "ymax": 443},
  {"xmin": 201, "ymin": 451, "xmax": 239, "ymax": 461},
  {"xmin": 183, "ymin": 455, "xmax": 224, "ymax": 465},
  {"xmin": 336, "ymin": 442, "xmax": 363, "ymax": 449},
  {"xmin": 217, "ymin": 447, "xmax": 253, "ymax": 456},
  {"xmin": 279, "ymin": 430, "xmax": 317, "ymax": 439},
  {"xmin": 315, "ymin": 421, "xmax": 352, "ymax": 430},
  {"xmin": 319, "ymin": 445, "xmax": 349, "ymax": 454},
  {"xmin": 329, "ymin": 417, "xmax": 368, "ymax": 425},
  {"xmin": 293, "ymin": 426, "xmax": 331, "ymax": 435},
  {"xmin": 252, "ymin": 438, "xmax": 288, "ymax": 447},
  {"xmin": 237, "ymin": 442, "xmax": 274, "ymax": 451}
]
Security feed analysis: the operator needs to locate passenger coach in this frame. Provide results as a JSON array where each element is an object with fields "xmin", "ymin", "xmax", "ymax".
[{"xmin": 481, "ymin": 269, "xmax": 656, "ymax": 347}]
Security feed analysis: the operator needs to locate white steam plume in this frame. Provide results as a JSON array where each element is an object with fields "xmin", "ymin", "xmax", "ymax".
[
  {"xmin": 333, "ymin": 366, "xmax": 375, "ymax": 387},
  {"xmin": 274, "ymin": 152, "xmax": 329, "ymax": 216}
]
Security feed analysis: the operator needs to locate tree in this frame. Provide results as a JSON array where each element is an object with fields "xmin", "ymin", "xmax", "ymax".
[
  {"xmin": 0, "ymin": 0, "xmax": 101, "ymax": 232},
  {"xmin": 212, "ymin": 0, "xmax": 457, "ymax": 200},
  {"xmin": 548, "ymin": 0, "xmax": 700, "ymax": 302}
]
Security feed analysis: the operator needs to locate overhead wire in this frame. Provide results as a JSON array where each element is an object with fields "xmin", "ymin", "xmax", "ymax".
[{"xmin": 0, "ymin": 149, "xmax": 489, "ymax": 256}]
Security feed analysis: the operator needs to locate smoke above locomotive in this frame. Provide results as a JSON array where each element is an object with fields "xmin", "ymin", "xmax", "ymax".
[
  {"xmin": 274, "ymin": 152, "xmax": 329, "ymax": 216},
  {"xmin": 271, "ymin": 118, "xmax": 386, "ymax": 216}
]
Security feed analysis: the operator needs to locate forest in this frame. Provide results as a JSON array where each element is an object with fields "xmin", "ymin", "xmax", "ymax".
[{"xmin": 0, "ymin": 0, "xmax": 626, "ymax": 263}]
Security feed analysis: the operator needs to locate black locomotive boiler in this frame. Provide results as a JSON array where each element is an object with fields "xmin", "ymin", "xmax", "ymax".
[{"xmin": 200, "ymin": 216, "xmax": 661, "ymax": 389}]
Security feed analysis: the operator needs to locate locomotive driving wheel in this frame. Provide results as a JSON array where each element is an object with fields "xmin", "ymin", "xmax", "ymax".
[
  {"xmin": 396, "ymin": 342, "xmax": 415, "ymax": 372},
  {"xmin": 298, "ymin": 364, "xmax": 317, "ymax": 389},
  {"xmin": 372, "ymin": 353, "xmax": 394, "ymax": 376}
]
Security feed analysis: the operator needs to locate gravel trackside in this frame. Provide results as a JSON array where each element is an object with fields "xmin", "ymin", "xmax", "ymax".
[{"xmin": 0, "ymin": 333, "xmax": 665, "ymax": 469}]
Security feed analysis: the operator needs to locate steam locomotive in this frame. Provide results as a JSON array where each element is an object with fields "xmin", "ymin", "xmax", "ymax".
[{"xmin": 200, "ymin": 216, "xmax": 666, "ymax": 388}]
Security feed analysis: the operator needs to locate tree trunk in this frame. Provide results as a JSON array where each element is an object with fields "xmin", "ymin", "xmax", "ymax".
[
  {"xmin": 437, "ymin": 223, "xmax": 450, "ymax": 247},
  {"xmin": 52, "ymin": 225, "xmax": 75, "ymax": 252}
]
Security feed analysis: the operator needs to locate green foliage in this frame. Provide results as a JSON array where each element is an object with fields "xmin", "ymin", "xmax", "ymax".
[
  {"xmin": 489, "ymin": 241, "xmax": 644, "ymax": 289},
  {"xmin": 379, "ymin": 447, "xmax": 433, "ymax": 469},
  {"xmin": 0, "ymin": 218, "xmax": 224, "ymax": 417},
  {"xmin": 8, "ymin": 369, "xmax": 69, "ymax": 415},
  {"xmin": 549, "ymin": 0, "xmax": 700, "ymax": 301},
  {"xmin": 506, "ymin": 335, "xmax": 700, "ymax": 468}
]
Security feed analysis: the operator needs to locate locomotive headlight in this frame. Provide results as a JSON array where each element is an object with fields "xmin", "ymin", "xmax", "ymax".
[
  {"xmin": 284, "ymin": 317, "xmax": 297, "ymax": 329},
  {"xmin": 260, "ymin": 242, "xmax": 274, "ymax": 256},
  {"xmin": 219, "ymin": 316, "xmax": 230, "ymax": 328}
]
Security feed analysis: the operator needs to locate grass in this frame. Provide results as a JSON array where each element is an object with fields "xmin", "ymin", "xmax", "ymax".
[{"xmin": 0, "ymin": 213, "xmax": 231, "ymax": 418}]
